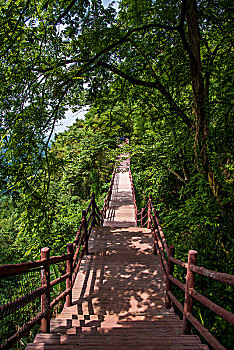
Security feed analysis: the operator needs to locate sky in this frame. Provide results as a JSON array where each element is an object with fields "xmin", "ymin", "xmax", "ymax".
[
  {"xmin": 53, "ymin": 0, "xmax": 119, "ymax": 135},
  {"xmin": 53, "ymin": 108, "xmax": 87, "ymax": 135},
  {"xmin": 103, "ymin": 0, "xmax": 119, "ymax": 9}
]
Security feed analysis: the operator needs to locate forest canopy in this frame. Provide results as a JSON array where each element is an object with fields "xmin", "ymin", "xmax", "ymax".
[
  {"xmin": 0, "ymin": 0, "xmax": 233, "ymax": 347},
  {"xmin": 0, "ymin": 0, "xmax": 233, "ymax": 269}
]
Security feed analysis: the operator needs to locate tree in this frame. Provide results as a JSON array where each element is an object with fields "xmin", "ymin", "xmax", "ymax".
[{"xmin": 0, "ymin": 0, "xmax": 233, "ymax": 244}]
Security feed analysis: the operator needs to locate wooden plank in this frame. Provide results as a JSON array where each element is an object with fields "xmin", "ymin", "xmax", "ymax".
[{"xmin": 27, "ymin": 157, "xmax": 208, "ymax": 350}]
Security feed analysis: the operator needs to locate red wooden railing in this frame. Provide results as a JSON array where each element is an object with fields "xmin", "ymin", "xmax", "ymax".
[
  {"xmin": 136, "ymin": 192, "xmax": 234, "ymax": 350},
  {"xmin": 101, "ymin": 168, "xmax": 116, "ymax": 220},
  {"xmin": 1, "ymin": 163, "xmax": 233, "ymax": 350},
  {"xmin": 0, "ymin": 170, "xmax": 115, "ymax": 350}
]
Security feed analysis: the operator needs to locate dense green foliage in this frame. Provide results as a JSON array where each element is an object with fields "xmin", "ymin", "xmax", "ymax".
[
  {"xmin": 0, "ymin": 119, "xmax": 116, "ymax": 263},
  {"xmin": 0, "ymin": 0, "xmax": 233, "ymax": 348}
]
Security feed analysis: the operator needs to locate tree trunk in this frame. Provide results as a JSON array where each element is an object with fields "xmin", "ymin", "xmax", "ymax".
[{"xmin": 186, "ymin": 0, "xmax": 233, "ymax": 221}]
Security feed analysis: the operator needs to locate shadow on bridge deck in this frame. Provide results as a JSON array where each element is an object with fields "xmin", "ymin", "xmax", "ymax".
[{"xmin": 26, "ymin": 226, "xmax": 208, "ymax": 349}]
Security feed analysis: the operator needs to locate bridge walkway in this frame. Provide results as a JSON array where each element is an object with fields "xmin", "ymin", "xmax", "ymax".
[
  {"xmin": 26, "ymin": 155, "xmax": 208, "ymax": 349},
  {"xmin": 104, "ymin": 155, "xmax": 136, "ymax": 227}
]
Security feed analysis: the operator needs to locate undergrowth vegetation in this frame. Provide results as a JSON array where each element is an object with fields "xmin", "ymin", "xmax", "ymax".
[{"xmin": 0, "ymin": 0, "xmax": 233, "ymax": 348}]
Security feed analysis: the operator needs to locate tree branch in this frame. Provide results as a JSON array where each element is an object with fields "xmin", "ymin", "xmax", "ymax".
[
  {"xmin": 167, "ymin": 167, "xmax": 187, "ymax": 183},
  {"xmin": 3, "ymin": 0, "xmax": 31, "ymax": 54},
  {"xmin": 178, "ymin": 0, "xmax": 197, "ymax": 67},
  {"xmin": 99, "ymin": 61, "xmax": 192, "ymax": 128},
  {"xmin": 53, "ymin": 0, "xmax": 78, "ymax": 25}
]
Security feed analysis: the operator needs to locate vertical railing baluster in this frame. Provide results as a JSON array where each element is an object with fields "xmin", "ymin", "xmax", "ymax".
[
  {"xmin": 91, "ymin": 193, "xmax": 96, "ymax": 227},
  {"xmin": 147, "ymin": 194, "xmax": 152, "ymax": 229},
  {"xmin": 66, "ymin": 243, "xmax": 73, "ymax": 307},
  {"xmin": 152, "ymin": 213, "xmax": 157, "ymax": 255},
  {"xmin": 183, "ymin": 250, "xmax": 197, "ymax": 334},
  {"xmin": 82, "ymin": 210, "xmax": 88, "ymax": 255},
  {"xmin": 104, "ymin": 198, "xmax": 107, "ymax": 218},
  {"xmin": 41, "ymin": 247, "xmax": 50, "ymax": 333},
  {"xmin": 166, "ymin": 245, "xmax": 175, "ymax": 308},
  {"xmin": 141, "ymin": 208, "xmax": 144, "ymax": 227},
  {"xmin": 100, "ymin": 209, "xmax": 103, "ymax": 225},
  {"xmin": 96, "ymin": 202, "xmax": 101, "ymax": 226}
]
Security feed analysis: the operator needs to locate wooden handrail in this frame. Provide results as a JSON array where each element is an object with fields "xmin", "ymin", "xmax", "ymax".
[
  {"xmin": 169, "ymin": 256, "xmax": 188, "ymax": 269},
  {"xmin": 0, "ymin": 259, "xmax": 46, "ymax": 277},
  {"xmin": 153, "ymin": 210, "xmax": 169, "ymax": 256},
  {"xmin": 189, "ymin": 264, "xmax": 234, "ymax": 285},
  {"xmin": 168, "ymin": 274, "xmax": 185, "ymax": 291},
  {"xmin": 101, "ymin": 169, "xmax": 116, "ymax": 221},
  {"xmin": 0, "ymin": 311, "xmax": 47, "ymax": 350},
  {"xmin": 0, "ymin": 191, "xmax": 104, "ymax": 350},
  {"xmin": 50, "ymin": 272, "xmax": 70, "ymax": 288},
  {"xmin": 0, "ymin": 286, "xmax": 47, "ymax": 318},
  {"xmin": 0, "ymin": 253, "xmax": 72, "ymax": 278},
  {"xmin": 129, "ymin": 167, "xmax": 138, "ymax": 221},
  {"xmin": 128, "ymin": 173, "xmax": 234, "ymax": 349},
  {"xmin": 186, "ymin": 312, "xmax": 226, "ymax": 350},
  {"xmin": 1, "ymin": 171, "xmax": 233, "ymax": 350},
  {"xmin": 73, "ymin": 222, "xmax": 83, "ymax": 247},
  {"xmin": 188, "ymin": 288, "xmax": 234, "ymax": 324},
  {"xmin": 137, "ymin": 194, "xmax": 234, "ymax": 350}
]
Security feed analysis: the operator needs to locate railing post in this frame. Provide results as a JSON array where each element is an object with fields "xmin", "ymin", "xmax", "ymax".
[
  {"xmin": 100, "ymin": 209, "xmax": 104, "ymax": 225},
  {"xmin": 183, "ymin": 250, "xmax": 197, "ymax": 334},
  {"xmin": 96, "ymin": 206, "xmax": 101, "ymax": 226},
  {"xmin": 147, "ymin": 194, "xmax": 152, "ymax": 229},
  {"xmin": 41, "ymin": 247, "xmax": 50, "ymax": 333},
  {"xmin": 166, "ymin": 245, "xmax": 175, "ymax": 308},
  {"xmin": 91, "ymin": 193, "xmax": 97, "ymax": 226},
  {"xmin": 109, "ymin": 183, "xmax": 112, "ymax": 199},
  {"xmin": 134, "ymin": 198, "xmax": 137, "ymax": 222},
  {"xmin": 66, "ymin": 243, "xmax": 73, "ymax": 307},
  {"xmin": 107, "ymin": 189, "xmax": 111, "ymax": 203},
  {"xmin": 104, "ymin": 198, "xmax": 107, "ymax": 218},
  {"xmin": 152, "ymin": 214, "xmax": 157, "ymax": 255},
  {"xmin": 141, "ymin": 208, "xmax": 144, "ymax": 227},
  {"xmin": 82, "ymin": 210, "xmax": 88, "ymax": 255}
]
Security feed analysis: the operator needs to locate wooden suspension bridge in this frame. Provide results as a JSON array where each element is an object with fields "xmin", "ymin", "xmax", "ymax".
[{"xmin": 0, "ymin": 154, "xmax": 233, "ymax": 349}]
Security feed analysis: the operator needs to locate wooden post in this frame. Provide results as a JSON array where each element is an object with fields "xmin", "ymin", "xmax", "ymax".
[
  {"xmin": 100, "ymin": 209, "xmax": 104, "ymax": 225},
  {"xmin": 66, "ymin": 243, "xmax": 73, "ymax": 307},
  {"xmin": 104, "ymin": 199, "xmax": 107, "ymax": 218},
  {"xmin": 41, "ymin": 247, "xmax": 50, "ymax": 333},
  {"xmin": 147, "ymin": 194, "xmax": 152, "ymax": 229},
  {"xmin": 154, "ymin": 209, "xmax": 159, "ymax": 218},
  {"xmin": 107, "ymin": 189, "xmax": 111, "ymax": 203},
  {"xmin": 153, "ymin": 209, "xmax": 159, "ymax": 254},
  {"xmin": 141, "ymin": 208, "xmax": 144, "ymax": 227},
  {"xmin": 96, "ymin": 205, "xmax": 100, "ymax": 226},
  {"xmin": 91, "ymin": 193, "xmax": 96, "ymax": 227},
  {"xmin": 152, "ymin": 215, "xmax": 157, "ymax": 255},
  {"xmin": 183, "ymin": 250, "xmax": 197, "ymax": 334},
  {"xmin": 134, "ymin": 199, "xmax": 137, "ymax": 221},
  {"xmin": 82, "ymin": 210, "xmax": 88, "ymax": 255},
  {"xmin": 166, "ymin": 245, "xmax": 175, "ymax": 308}
]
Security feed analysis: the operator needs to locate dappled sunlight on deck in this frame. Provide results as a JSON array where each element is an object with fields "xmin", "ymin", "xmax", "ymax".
[{"xmin": 26, "ymin": 154, "xmax": 209, "ymax": 349}]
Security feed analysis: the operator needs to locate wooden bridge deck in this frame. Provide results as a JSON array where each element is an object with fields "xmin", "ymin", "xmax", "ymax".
[
  {"xmin": 26, "ymin": 157, "xmax": 208, "ymax": 349},
  {"xmin": 104, "ymin": 170, "xmax": 136, "ymax": 227}
]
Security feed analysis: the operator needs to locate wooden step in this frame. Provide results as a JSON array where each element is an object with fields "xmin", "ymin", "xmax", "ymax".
[
  {"xmin": 25, "ymin": 157, "xmax": 209, "ymax": 350},
  {"xmin": 26, "ymin": 225, "xmax": 208, "ymax": 349},
  {"xmin": 34, "ymin": 333, "xmax": 202, "ymax": 343},
  {"xmin": 27, "ymin": 334, "xmax": 210, "ymax": 349}
]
